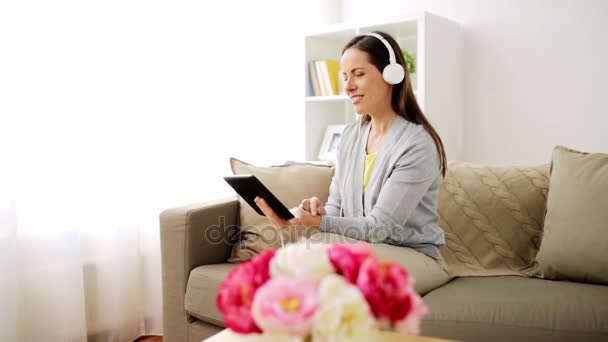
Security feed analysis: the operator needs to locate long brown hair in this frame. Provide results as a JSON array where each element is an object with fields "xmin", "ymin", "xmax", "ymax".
[{"xmin": 342, "ymin": 31, "xmax": 447, "ymax": 177}]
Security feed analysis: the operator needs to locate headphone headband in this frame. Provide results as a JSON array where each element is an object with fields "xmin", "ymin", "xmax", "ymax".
[
  {"xmin": 364, "ymin": 32, "xmax": 397, "ymax": 64},
  {"xmin": 363, "ymin": 32, "xmax": 405, "ymax": 85}
]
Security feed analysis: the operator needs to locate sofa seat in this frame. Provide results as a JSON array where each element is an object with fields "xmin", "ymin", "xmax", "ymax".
[
  {"xmin": 421, "ymin": 276, "xmax": 608, "ymax": 342},
  {"xmin": 182, "ymin": 233, "xmax": 453, "ymax": 329},
  {"xmin": 185, "ymin": 263, "xmax": 236, "ymax": 326}
]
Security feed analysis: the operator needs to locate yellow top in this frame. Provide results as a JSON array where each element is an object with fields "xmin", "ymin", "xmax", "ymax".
[{"xmin": 363, "ymin": 151, "xmax": 378, "ymax": 192}]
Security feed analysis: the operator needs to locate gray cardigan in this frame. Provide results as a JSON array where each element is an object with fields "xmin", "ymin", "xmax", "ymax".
[{"xmin": 319, "ymin": 115, "xmax": 445, "ymax": 259}]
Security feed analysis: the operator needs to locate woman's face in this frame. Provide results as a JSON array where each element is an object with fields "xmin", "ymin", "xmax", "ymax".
[{"xmin": 340, "ymin": 47, "xmax": 392, "ymax": 116}]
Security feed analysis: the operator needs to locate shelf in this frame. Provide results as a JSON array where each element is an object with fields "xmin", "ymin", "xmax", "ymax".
[
  {"xmin": 304, "ymin": 23, "xmax": 357, "ymax": 40},
  {"xmin": 305, "ymin": 91, "xmax": 419, "ymax": 103},
  {"xmin": 303, "ymin": 12, "xmax": 463, "ymax": 161},
  {"xmin": 359, "ymin": 19, "xmax": 418, "ymax": 38},
  {"xmin": 305, "ymin": 95, "xmax": 349, "ymax": 102}
]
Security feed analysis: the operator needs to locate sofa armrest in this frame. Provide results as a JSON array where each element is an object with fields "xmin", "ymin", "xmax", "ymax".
[{"xmin": 159, "ymin": 197, "xmax": 239, "ymax": 342}]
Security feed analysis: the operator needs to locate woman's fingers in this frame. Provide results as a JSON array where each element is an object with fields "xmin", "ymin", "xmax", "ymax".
[
  {"xmin": 299, "ymin": 199, "xmax": 311, "ymax": 212},
  {"xmin": 299, "ymin": 197, "xmax": 326, "ymax": 216},
  {"xmin": 292, "ymin": 206, "xmax": 322, "ymax": 229},
  {"xmin": 310, "ymin": 196, "xmax": 324, "ymax": 216},
  {"xmin": 255, "ymin": 197, "xmax": 288, "ymax": 229},
  {"xmin": 289, "ymin": 207, "xmax": 303, "ymax": 225},
  {"xmin": 310, "ymin": 197, "xmax": 318, "ymax": 215}
]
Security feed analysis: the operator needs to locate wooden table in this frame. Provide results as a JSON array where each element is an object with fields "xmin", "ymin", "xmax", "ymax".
[{"xmin": 204, "ymin": 329, "xmax": 454, "ymax": 341}]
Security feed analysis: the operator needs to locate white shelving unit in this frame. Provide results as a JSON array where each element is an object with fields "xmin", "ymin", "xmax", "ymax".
[{"xmin": 303, "ymin": 12, "xmax": 462, "ymax": 161}]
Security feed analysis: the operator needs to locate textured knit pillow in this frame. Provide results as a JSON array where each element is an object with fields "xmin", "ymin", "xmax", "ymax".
[
  {"xmin": 438, "ymin": 161, "xmax": 550, "ymax": 277},
  {"xmin": 533, "ymin": 146, "xmax": 608, "ymax": 284},
  {"xmin": 228, "ymin": 158, "xmax": 334, "ymax": 263}
]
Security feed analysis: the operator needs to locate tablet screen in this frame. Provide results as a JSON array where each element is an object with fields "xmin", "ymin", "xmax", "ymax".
[{"xmin": 224, "ymin": 174, "xmax": 295, "ymax": 220}]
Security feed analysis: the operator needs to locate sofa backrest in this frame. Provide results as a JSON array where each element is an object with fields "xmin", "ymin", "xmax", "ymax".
[{"xmin": 438, "ymin": 161, "xmax": 550, "ymax": 277}]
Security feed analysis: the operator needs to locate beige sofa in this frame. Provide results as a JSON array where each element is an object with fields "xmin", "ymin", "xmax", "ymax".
[{"xmin": 160, "ymin": 156, "xmax": 608, "ymax": 342}]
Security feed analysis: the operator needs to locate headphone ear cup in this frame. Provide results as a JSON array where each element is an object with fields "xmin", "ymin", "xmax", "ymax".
[{"xmin": 383, "ymin": 63, "xmax": 405, "ymax": 85}]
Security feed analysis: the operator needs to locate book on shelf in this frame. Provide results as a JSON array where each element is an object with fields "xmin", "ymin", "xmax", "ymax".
[
  {"xmin": 307, "ymin": 59, "xmax": 343, "ymax": 96},
  {"xmin": 315, "ymin": 61, "xmax": 329, "ymax": 96},
  {"xmin": 325, "ymin": 60, "xmax": 341, "ymax": 95},
  {"xmin": 308, "ymin": 60, "xmax": 321, "ymax": 96}
]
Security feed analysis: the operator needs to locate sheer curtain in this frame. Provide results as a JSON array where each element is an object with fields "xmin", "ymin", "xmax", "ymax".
[{"xmin": 0, "ymin": 1, "xmax": 336, "ymax": 341}]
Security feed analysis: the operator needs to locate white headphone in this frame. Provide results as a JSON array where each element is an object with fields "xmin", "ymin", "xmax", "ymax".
[{"xmin": 364, "ymin": 33, "xmax": 405, "ymax": 85}]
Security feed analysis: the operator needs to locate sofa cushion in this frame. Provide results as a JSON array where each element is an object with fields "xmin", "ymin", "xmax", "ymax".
[
  {"xmin": 421, "ymin": 276, "xmax": 608, "ymax": 342},
  {"xmin": 308, "ymin": 231, "xmax": 452, "ymax": 295},
  {"xmin": 184, "ymin": 235, "xmax": 451, "ymax": 326},
  {"xmin": 438, "ymin": 161, "xmax": 550, "ymax": 277},
  {"xmin": 228, "ymin": 158, "xmax": 335, "ymax": 262},
  {"xmin": 533, "ymin": 146, "xmax": 608, "ymax": 285},
  {"xmin": 185, "ymin": 263, "xmax": 236, "ymax": 326}
]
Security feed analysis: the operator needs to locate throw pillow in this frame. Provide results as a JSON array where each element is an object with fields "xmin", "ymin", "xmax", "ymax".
[
  {"xmin": 438, "ymin": 161, "xmax": 550, "ymax": 277},
  {"xmin": 533, "ymin": 146, "xmax": 608, "ymax": 284},
  {"xmin": 228, "ymin": 158, "xmax": 335, "ymax": 263}
]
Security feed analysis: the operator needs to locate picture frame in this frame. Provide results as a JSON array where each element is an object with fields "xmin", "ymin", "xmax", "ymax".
[{"xmin": 318, "ymin": 124, "xmax": 346, "ymax": 162}]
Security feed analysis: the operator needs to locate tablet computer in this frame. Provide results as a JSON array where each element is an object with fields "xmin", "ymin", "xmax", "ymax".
[{"xmin": 223, "ymin": 174, "xmax": 295, "ymax": 220}]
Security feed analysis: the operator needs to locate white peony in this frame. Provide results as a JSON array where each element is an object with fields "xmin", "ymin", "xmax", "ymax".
[
  {"xmin": 312, "ymin": 274, "xmax": 376, "ymax": 341},
  {"xmin": 270, "ymin": 240, "xmax": 335, "ymax": 282}
]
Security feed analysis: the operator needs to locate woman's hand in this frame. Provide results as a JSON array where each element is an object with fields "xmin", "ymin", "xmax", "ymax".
[
  {"xmin": 299, "ymin": 196, "xmax": 326, "ymax": 216},
  {"xmin": 255, "ymin": 197, "xmax": 297, "ymax": 230},
  {"xmin": 255, "ymin": 197, "xmax": 322, "ymax": 230},
  {"xmin": 293, "ymin": 205, "xmax": 323, "ymax": 228}
]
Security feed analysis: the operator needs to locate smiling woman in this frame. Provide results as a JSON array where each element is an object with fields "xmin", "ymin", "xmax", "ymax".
[
  {"xmin": 340, "ymin": 33, "xmax": 446, "ymax": 174},
  {"xmin": 258, "ymin": 31, "xmax": 452, "ymax": 301}
]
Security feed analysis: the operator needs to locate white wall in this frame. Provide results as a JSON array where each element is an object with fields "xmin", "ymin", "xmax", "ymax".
[
  {"xmin": 0, "ymin": 2, "xmax": 322, "ymax": 339},
  {"xmin": 0, "ymin": 0, "xmax": 317, "ymax": 204},
  {"xmin": 340, "ymin": 0, "xmax": 608, "ymax": 164}
]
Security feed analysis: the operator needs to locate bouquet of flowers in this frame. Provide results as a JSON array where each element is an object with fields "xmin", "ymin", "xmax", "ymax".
[{"xmin": 217, "ymin": 240, "xmax": 428, "ymax": 341}]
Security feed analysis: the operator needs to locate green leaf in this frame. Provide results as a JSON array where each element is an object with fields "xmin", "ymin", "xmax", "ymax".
[{"xmin": 401, "ymin": 49, "xmax": 417, "ymax": 74}]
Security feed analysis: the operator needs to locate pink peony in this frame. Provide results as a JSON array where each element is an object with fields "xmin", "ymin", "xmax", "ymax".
[
  {"xmin": 217, "ymin": 249, "xmax": 276, "ymax": 334},
  {"xmin": 394, "ymin": 293, "xmax": 428, "ymax": 335},
  {"xmin": 328, "ymin": 242, "xmax": 374, "ymax": 284},
  {"xmin": 251, "ymin": 277, "xmax": 319, "ymax": 336},
  {"xmin": 357, "ymin": 257, "xmax": 422, "ymax": 325}
]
